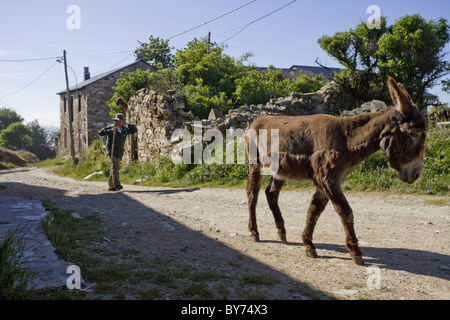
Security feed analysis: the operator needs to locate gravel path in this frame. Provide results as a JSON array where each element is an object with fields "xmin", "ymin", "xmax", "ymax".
[{"xmin": 0, "ymin": 166, "xmax": 448, "ymax": 300}]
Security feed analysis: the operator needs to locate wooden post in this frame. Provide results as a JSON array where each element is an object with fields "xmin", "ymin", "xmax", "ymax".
[{"xmin": 63, "ymin": 50, "xmax": 76, "ymax": 164}]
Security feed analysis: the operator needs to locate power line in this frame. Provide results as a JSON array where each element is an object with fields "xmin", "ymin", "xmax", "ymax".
[
  {"xmin": 0, "ymin": 98, "xmax": 59, "ymax": 125},
  {"xmin": 167, "ymin": 0, "xmax": 257, "ymax": 40},
  {"xmin": 0, "ymin": 56, "xmax": 60, "ymax": 62},
  {"xmin": 69, "ymin": 49, "xmax": 135, "ymax": 56},
  {"xmin": 0, "ymin": 61, "xmax": 59, "ymax": 99},
  {"xmin": 221, "ymin": 0, "xmax": 297, "ymax": 43}
]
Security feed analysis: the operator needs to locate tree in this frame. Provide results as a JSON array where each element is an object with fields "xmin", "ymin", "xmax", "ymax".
[
  {"xmin": 378, "ymin": 15, "xmax": 450, "ymax": 108},
  {"xmin": 441, "ymin": 79, "xmax": 450, "ymax": 93},
  {"xmin": 108, "ymin": 68, "xmax": 156, "ymax": 115},
  {"xmin": 26, "ymin": 120, "xmax": 46, "ymax": 146},
  {"xmin": 319, "ymin": 15, "xmax": 450, "ymax": 110},
  {"xmin": 110, "ymin": 35, "xmax": 327, "ymax": 119},
  {"xmin": 135, "ymin": 35, "xmax": 175, "ymax": 69},
  {"xmin": 0, "ymin": 122, "xmax": 31, "ymax": 150},
  {"xmin": 107, "ymin": 68, "xmax": 180, "ymax": 115},
  {"xmin": 0, "ymin": 107, "xmax": 23, "ymax": 132},
  {"xmin": 175, "ymin": 37, "xmax": 248, "ymax": 98},
  {"xmin": 235, "ymin": 66, "xmax": 326, "ymax": 106},
  {"xmin": 173, "ymin": 37, "xmax": 249, "ymax": 118}
]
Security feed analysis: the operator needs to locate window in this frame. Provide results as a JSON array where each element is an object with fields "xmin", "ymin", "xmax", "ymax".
[
  {"xmin": 70, "ymin": 95, "xmax": 74, "ymax": 123},
  {"xmin": 78, "ymin": 93, "xmax": 82, "ymax": 112}
]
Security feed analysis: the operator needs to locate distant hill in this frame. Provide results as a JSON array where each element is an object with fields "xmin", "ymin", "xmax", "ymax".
[{"xmin": 0, "ymin": 147, "xmax": 39, "ymax": 168}]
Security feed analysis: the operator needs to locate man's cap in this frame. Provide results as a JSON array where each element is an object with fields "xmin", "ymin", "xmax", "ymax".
[{"xmin": 112, "ymin": 113, "xmax": 126, "ymax": 121}]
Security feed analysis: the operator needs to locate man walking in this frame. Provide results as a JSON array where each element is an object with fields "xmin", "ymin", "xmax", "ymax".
[{"xmin": 98, "ymin": 113, "xmax": 138, "ymax": 191}]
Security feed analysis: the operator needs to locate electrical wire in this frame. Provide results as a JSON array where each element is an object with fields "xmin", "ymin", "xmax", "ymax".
[
  {"xmin": 167, "ymin": 0, "xmax": 257, "ymax": 40},
  {"xmin": 0, "ymin": 61, "xmax": 59, "ymax": 99},
  {"xmin": 221, "ymin": 0, "xmax": 297, "ymax": 43},
  {"xmin": 0, "ymin": 56, "xmax": 60, "ymax": 62},
  {"xmin": 0, "ymin": 98, "xmax": 60, "ymax": 125}
]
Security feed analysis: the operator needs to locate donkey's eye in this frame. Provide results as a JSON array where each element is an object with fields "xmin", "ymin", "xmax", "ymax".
[{"xmin": 410, "ymin": 133, "xmax": 419, "ymax": 138}]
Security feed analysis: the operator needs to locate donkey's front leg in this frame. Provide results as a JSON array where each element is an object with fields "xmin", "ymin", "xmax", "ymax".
[
  {"xmin": 326, "ymin": 186, "xmax": 364, "ymax": 265},
  {"xmin": 302, "ymin": 189, "xmax": 329, "ymax": 258},
  {"xmin": 265, "ymin": 176, "xmax": 286, "ymax": 241}
]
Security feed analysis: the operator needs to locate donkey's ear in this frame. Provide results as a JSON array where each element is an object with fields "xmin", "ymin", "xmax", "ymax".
[{"xmin": 387, "ymin": 77, "xmax": 417, "ymax": 117}]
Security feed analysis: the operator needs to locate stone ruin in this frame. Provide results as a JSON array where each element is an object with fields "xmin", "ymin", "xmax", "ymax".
[{"xmin": 122, "ymin": 82, "xmax": 387, "ymax": 164}]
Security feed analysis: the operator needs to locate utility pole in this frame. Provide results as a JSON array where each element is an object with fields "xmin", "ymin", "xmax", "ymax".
[
  {"xmin": 207, "ymin": 31, "xmax": 211, "ymax": 53},
  {"xmin": 63, "ymin": 50, "xmax": 76, "ymax": 164}
]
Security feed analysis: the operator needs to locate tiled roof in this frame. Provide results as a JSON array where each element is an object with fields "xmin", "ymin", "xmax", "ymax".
[{"xmin": 56, "ymin": 60, "xmax": 154, "ymax": 95}]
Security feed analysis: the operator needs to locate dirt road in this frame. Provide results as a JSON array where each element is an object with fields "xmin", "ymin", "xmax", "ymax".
[{"xmin": 0, "ymin": 166, "xmax": 448, "ymax": 300}]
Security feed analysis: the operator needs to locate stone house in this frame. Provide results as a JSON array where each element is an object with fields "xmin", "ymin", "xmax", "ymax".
[{"xmin": 56, "ymin": 59, "xmax": 155, "ymax": 157}]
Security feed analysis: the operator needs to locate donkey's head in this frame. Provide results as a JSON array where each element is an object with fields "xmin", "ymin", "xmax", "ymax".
[{"xmin": 380, "ymin": 77, "xmax": 427, "ymax": 184}]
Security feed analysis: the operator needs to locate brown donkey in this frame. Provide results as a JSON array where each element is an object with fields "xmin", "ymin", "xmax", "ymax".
[{"xmin": 245, "ymin": 77, "xmax": 427, "ymax": 265}]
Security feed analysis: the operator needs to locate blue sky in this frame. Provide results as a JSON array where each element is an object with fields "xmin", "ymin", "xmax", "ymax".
[{"xmin": 1, "ymin": 0, "xmax": 449, "ymax": 127}]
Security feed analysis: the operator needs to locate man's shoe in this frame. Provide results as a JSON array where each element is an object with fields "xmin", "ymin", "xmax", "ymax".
[
  {"xmin": 108, "ymin": 187, "xmax": 116, "ymax": 191},
  {"xmin": 115, "ymin": 185, "xmax": 123, "ymax": 191}
]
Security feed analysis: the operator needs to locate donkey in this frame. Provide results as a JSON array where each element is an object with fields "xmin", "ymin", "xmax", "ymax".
[{"xmin": 245, "ymin": 77, "xmax": 427, "ymax": 265}]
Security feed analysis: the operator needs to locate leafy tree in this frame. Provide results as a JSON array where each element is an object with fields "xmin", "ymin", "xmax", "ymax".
[
  {"xmin": 235, "ymin": 66, "xmax": 326, "ymax": 106},
  {"xmin": 173, "ymin": 37, "xmax": 249, "ymax": 118},
  {"xmin": 319, "ymin": 14, "xmax": 450, "ymax": 109},
  {"xmin": 135, "ymin": 35, "xmax": 175, "ymax": 69},
  {"xmin": 108, "ymin": 68, "xmax": 156, "ymax": 115},
  {"xmin": 0, "ymin": 122, "xmax": 31, "ymax": 150},
  {"xmin": 443, "ymin": 79, "xmax": 450, "ymax": 93},
  {"xmin": 175, "ymin": 37, "xmax": 248, "ymax": 97},
  {"xmin": 235, "ymin": 66, "xmax": 285, "ymax": 105},
  {"xmin": 26, "ymin": 120, "xmax": 46, "ymax": 146},
  {"xmin": 318, "ymin": 17, "xmax": 389, "ymax": 107},
  {"xmin": 0, "ymin": 107, "xmax": 23, "ymax": 132},
  {"xmin": 110, "ymin": 35, "xmax": 327, "ymax": 118},
  {"xmin": 378, "ymin": 14, "xmax": 450, "ymax": 108}
]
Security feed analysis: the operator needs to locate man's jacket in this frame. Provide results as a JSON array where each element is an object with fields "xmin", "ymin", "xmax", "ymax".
[{"xmin": 98, "ymin": 124, "xmax": 138, "ymax": 158}]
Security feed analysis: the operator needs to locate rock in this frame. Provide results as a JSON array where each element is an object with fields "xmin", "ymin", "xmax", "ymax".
[
  {"xmin": 275, "ymin": 99, "xmax": 291, "ymax": 106},
  {"xmin": 208, "ymin": 108, "xmax": 223, "ymax": 120},
  {"xmin": 186, "ymin": 111, "xmax": 195, "ymax": 121},
  {"xmin": 83, "ymin": 171, "xmax": 103, "ymax": 180},
  {"xmin": 361, "ymin": 100, "xmax": 387, "ymax": 112}
]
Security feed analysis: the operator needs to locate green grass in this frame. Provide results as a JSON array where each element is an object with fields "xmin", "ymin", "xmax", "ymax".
[{"xmin": 0, "ymin": 227, "xmax": 35, "ymax": 299}]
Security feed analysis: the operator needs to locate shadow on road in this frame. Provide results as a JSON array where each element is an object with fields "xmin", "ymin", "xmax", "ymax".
[{"xmin": 0, "ymin": 181, "xmax": 329, "ymax": 299}]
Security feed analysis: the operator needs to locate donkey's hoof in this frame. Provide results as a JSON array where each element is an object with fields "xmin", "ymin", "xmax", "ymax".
[
  {"xmin": 251, "ymin": 234, "xmax": 260, "ymax": 242},
  {"xmin": 278, "ymin": 233, "xmax": 287, "ymax": 242},
  {"xmin": 306, "ymin": 249, "xmax": 318, "ymax": 258},
  {"xmin": 351, "ymin": 256, "xmax": 364, "ymax": 266}
]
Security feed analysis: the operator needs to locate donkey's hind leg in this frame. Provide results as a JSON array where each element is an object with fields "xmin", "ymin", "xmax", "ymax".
[
  {"xmin": 265, "ymin": 176, "xmax": 286, "ymax": 241},
  {"xmin": 247, "ymin": 164, "xmax": 262, "ymax": 242}
]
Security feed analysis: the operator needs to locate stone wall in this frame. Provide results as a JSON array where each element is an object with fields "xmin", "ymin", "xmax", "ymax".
[{"xmin": 122, "ymin": 89, "xmax": 191, "ymax": 163}]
